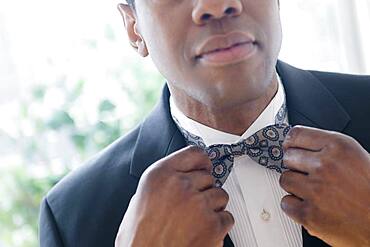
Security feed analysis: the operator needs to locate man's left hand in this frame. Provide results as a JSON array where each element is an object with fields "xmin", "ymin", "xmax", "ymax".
[{"xmin": 280, "ymin": 125, "xmax": 370, "ymax": 247}]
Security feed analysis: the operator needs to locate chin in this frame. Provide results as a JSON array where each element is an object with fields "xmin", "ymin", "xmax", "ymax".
[
  {"xmin": 199, "ymin": 85, "xmax": 260, "ymax": 109},
  {"xmin": 200, "ymin": 71, "xmax": 273, "ymax": 108}
]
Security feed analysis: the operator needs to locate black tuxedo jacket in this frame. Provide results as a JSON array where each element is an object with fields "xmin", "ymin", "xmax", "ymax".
[{"xmin": 39, "ymin": 61, "xmax": 370, "ymax": 247}]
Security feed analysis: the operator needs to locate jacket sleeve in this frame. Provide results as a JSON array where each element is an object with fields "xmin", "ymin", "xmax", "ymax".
[{"xmin": 39, "ymin": 197, "xmax": 64, "ymax": 247}]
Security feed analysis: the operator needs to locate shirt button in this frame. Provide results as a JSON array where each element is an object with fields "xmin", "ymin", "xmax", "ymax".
[{"xmin": 260, "ymin": 208, "xmax": 271, "ymax": 221}]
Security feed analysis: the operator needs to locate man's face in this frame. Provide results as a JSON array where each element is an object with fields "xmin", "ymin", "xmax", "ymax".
[{"xmin": 121, "ymin": 0, "xmax": 282, "ymax": 108}]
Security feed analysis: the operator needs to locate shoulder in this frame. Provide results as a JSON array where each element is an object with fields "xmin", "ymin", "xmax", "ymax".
[
  {"xmin": 309, "ymin": 70, "xmax": 370, "ymax": 94},
  {"xmin": 43, "ymin": 124, "xmax": 142, "ymax": 246},
  {"xmin": 47, "ymin": 125, "xmax": 141, "ymax": 204},
  {"xmin": 308, "ymin": 70, "xmax": 370, "ymax": 149},
  {"xmin": 308, "ymin": 70, "xmax": 370, "ymax": 114}
]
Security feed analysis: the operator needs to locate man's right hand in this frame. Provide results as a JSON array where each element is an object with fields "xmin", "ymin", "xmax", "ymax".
[{"xmin": 115, "ymin": 146, "xmax": 234, "ymax": 247}]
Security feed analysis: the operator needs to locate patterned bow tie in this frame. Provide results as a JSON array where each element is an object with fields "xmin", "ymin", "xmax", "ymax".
[{"xmin": 173, "ymin": 103, "xmax": 292, "ymax": 187}]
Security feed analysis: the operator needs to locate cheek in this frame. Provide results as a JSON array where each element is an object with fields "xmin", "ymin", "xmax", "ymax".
[
  {"xmin": 261, "ymin": 4, "xmax": 282, "ymax": 52},
  {"xmin": 245, "ymin": 1, "xmax": 282, "ymax": 51},
  {"xmin": 150, "ymin": 32, "xmax": 188, "ymax": 81},
  {"xmin": 142, "ymin": 12, "xmax": 193, "ymax": 82}
]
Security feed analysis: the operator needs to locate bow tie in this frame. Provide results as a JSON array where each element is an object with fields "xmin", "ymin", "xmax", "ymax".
[{"xmin": 173, "ymin": 103, "xmax": 291, "ymax": 187}]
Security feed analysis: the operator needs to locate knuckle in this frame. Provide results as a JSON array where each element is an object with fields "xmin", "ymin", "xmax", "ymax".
[
  {"xmin": 141, "ymin": 165, "xmax": 156, "ymax": 180},
  {"xmin": 141, "ymin": 166, "xmax": 164, "ymax": 186},
  {"xmin": 218, "ymin": 188, "xmax": 229, "ymax": 204},
  {"xmin": 336, "ymin": 137, "xmax": 348, "ymax": 149},
  {"xmin": 346, "ymin": 135, "xmax": 359, "ymax": 147},
  {"xmin": 145, "ymin": 159, "xmax": 173, "ymax": 178},
  {"xmin": 279, "ymin": 171, "xmax": 287, "ymax": 187},
  {"xmin": 341, "ymin": 135, "xmax": 360, "ymax": 154},
  {"xmin": 186, "ymin": 145, "xmax": 204, "ymax": 155},
  {"xmin": 227, "ymin": 211, "xmax": 235, "ymax": 225},
  {"xmin": 287, "ymin": 126, "xmax": 303, "ymax": 141},
  {"xmin": 279, "ymin": 171, "xmax": 292, "ymax": 189},
  {"xmin": 217, "ymin": 211, "xmax": 234, "ymax": 232},
  {"xmin": 328, "ymin": 134, "xmax": 349, "ymax": 151},
  {"xmin": 224, "ymin": 211, "xmax": 235, "ymax": 227},
  {"xmin": 280, "ymin": 195, "xmax": 309, "ymax": 225},
  {"xmin": 280, "ymin": 195, "xmax": 290, "ymax": 209}
]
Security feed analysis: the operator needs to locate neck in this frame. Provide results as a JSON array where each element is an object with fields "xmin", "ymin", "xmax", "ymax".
[{"xmin": 171, "ymin": 75, "xmax": 279, "ymax": 136}]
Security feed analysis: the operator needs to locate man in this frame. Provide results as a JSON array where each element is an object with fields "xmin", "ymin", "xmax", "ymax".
[{"xmin": 39, "ymin": 0, "xmax": 370, "ymax": 246}]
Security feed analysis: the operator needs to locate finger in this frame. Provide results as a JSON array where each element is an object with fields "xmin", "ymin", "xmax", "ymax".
[
  {"xmin": 279, "ymin": 170, "xmax": 309, "ymax": 199},
  {"xmin": 188, "ymin": 170, "xmax": 214, "ymax": 191},
  {"xmin": 283, "ymin": 125, "xmax": 332, "ymax": 151},
  {"xmin": 203, "ymin": 187, "xmax": 229, "ymax": 212},
  {"xmin": 283, "ymin": 147, "xmax": 320, "ymax": 174},
  {"xmin": 280, "ymin": 194, "xmax": 306, "ymax": 226},
  {"xmin": 167, "ymin": 146, "xmax": 212, "ymax": 173},
  {"xmin": 217, "ymin": 210, "xmax": 235, "ymax": 236}
]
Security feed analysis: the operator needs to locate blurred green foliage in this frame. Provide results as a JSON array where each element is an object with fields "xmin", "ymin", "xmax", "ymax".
[
  {"xmin": 0, "ymin": 167, "xmax": 65, "ymax": 247},
  {"xmin": 0, "ymin": 39, "xmax": 164, "ymax": 246}
]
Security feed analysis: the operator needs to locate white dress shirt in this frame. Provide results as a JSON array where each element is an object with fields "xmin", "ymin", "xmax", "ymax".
[{"xmin": 169, "ymin": 74, "xmax": 303, "ymax": 247}]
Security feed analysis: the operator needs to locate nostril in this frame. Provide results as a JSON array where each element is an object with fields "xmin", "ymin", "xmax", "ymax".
[
  {"xmin": 224, "ymin": 7, "xmax": 236, "ymax": 15},
  {"xmin": 201, "ymin": 13, "xmax": 212, "ymax": 21}
]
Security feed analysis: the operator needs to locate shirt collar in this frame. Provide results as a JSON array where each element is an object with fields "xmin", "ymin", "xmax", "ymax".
[{"xmin": 170, "ymin": 72, "xmax": 287, "ymax": 146}]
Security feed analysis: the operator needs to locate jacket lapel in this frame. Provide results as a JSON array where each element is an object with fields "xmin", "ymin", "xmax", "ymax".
[
  {"xmin": 129, "ymin": 60, "xmax": 351, "ymax": 247},
  {"xmin": 276, "ymin": 60, "xmax": 350, "ymax": 131},
  {"xmin": 129, "ymin": 85, "xmax": 186, "ymax": 178}
]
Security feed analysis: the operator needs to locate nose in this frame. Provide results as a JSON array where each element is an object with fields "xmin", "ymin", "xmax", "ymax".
[{"xmin": 192, "ymin": 0, "xmax": 242, "ymax": 25}]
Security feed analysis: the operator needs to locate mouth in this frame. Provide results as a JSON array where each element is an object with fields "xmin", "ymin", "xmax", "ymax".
[
  {"xmin": 195, "ymin": 41, "xmax": 258, "ymax": 66},
  {"xmin": 195, "ymin": 41, "xmax": 256, "ymax": 59},
  {"xmin": 194, "ymin": 31, "xmax": 258, "ymax": 66}
]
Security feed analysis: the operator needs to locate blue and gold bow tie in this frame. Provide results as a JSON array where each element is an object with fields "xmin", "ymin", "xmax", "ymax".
[{"xmin": 174, "ymin": 103, "xmax": 291, "ymax": 187}]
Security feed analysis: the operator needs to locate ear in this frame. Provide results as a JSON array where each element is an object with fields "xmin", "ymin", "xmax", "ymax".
[{"xmin": 117, "ymin": 3, "xmax": 149, "ymax": 57}]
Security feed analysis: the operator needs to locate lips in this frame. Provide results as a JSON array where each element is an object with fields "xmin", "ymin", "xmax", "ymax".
[{"xmin": 195, "ymin": 31, "xmax": 256, "ymax": 58}]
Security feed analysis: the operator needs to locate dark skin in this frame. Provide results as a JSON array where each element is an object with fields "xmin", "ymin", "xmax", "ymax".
[
  {"xmin": 116, "ymin": 0, "xmax": 370, "ymax": 246},
  {"xmin": 115, "ymin": 147, "xmax": 233, "ymax": 247},
  {"xmin": 118, "ymin": 0, "xmax": 282, "ymax": 135},
  {"xmin": 280, "ymin": 126, "xmax": 370, "ymax": 246}
]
